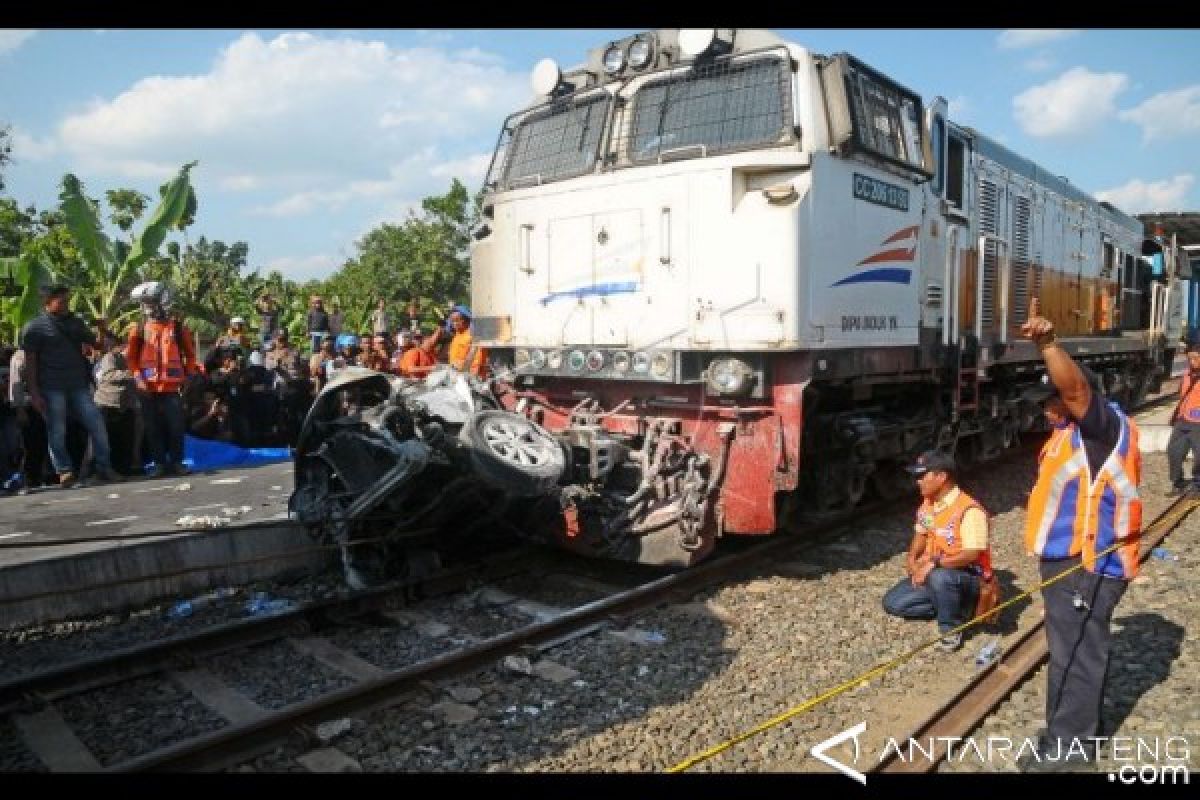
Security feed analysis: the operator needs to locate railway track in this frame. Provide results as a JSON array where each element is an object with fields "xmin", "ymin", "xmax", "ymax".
[
  {"xmin": 874, "ymin": 489, "xmax": 1200, "ymax": 774},
  {"xmin": 0, "ymin": 390, "xmax": 1182, "ymax": 772}
]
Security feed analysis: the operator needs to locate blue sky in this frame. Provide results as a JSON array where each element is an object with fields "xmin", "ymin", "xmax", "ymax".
[{"xmin": 1, "ymin": 29, "xmax": 1197, "ymax": 282}]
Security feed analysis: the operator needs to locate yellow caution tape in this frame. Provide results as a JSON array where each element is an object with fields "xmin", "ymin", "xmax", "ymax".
[{"xmin": 667, "ymin": 494, "xmax": 1200, "ymax": 772}]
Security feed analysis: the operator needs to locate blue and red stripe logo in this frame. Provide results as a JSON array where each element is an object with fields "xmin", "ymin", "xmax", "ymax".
[{"xmin": 832, "ymin": 225, "xmax": 919, "ymax": 287}]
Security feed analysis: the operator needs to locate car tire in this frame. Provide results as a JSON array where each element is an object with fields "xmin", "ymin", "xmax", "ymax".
[{"xmin": 459, "ymin": 410, "xmax": 565, "ymax": 497}]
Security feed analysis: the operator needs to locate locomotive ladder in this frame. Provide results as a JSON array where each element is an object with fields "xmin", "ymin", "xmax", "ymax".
[{"xmin": 954, "ymin": 349, "xmax": 979, "ymax": 415}]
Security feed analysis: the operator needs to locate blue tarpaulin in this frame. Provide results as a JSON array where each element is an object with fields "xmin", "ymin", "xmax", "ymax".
[{"xmin": 181, "ymin": 435, "xmax": 292, "ymax": 471}]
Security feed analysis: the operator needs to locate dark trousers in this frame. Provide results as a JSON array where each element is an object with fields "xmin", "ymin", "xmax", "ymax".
[
  {"xmin": 0, "ymin": 409, "xmax": 21, "ymax": 486},
  {"xmin": 1039, "ymin": 557, "xmax": 1127, "ymax": 743},
  {"xmin": 18, "ymin": 407, "xmax": 50, "ymax": 487},
  {"xmin": 883, "ymin": 567, "xmax": 979, "ymax": 633},
  {"xmin": 1166, "ymin": 422, "xmax": 1199, "ymax": 485},
  {"xmin": 140, "ymin": 391, "xmax": 185, "ymax": 467},
  {"xmin": 101, "ymin": 407, "xmax": 139, "ymax": 476}
]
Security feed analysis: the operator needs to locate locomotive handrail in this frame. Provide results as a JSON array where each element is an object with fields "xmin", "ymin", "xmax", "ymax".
[
  {"xmin": 943, "ymin": 225, "xmax": 961, "ymax": 346},
  {"xmin": 976, "ymin": 233, "xmax": 1010, "ymax": 342}
]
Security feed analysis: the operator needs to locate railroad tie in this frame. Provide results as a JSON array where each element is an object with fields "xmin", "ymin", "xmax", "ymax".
[
  {"xmin": 168, "ymin": 668, "xmax": 266, "ymax": 726},
  {"xmin": 12, "ymin": 707, "xmax": 102, "ymax": 772},
  {"xmin": 286, "ymin": 636, "xmax": 387, "ymax": 682}
]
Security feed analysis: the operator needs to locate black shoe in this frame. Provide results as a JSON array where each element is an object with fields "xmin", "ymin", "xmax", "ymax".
[{"xmin": 1167, "ymin": 483, "xmax": 1185, "ymax": 497}]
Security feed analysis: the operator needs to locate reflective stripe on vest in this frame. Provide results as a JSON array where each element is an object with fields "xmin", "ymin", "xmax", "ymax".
[
  {"xmin": 1023, "ymin": 402, "xmax": 1142, "ymax": 579},
  {"xmin": 138, "ymin": 320, "xmax": 186, "ymax": 392},
  {"xmin": 916, "ymin": 489, "xmax": 993, "ymax": 579},
  {"xmin": 1179, "ymin": 374, "xmax": 1200, "ymax": 423}
]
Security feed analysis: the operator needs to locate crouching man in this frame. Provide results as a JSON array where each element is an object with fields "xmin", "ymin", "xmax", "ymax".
[{"xmin": 882, "ymin": 450, "xmax": 994, "ymax": 652}]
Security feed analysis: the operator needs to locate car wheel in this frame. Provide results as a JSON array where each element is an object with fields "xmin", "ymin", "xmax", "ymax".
[{"xmin": 459, "ymin": 410, "xmax": 565, "ymax": 497}]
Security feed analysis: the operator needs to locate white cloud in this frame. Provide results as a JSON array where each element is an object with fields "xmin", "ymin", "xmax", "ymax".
[
  {"xmin": 1023, "ymin": 53, "xmax": 1055, "ymax": 72},
  {"xmin": 265, "ymin": 253, "xmax": 340, "ymax": 282},
  {"xmin": 1013, "ymin": 67, "xmax": 1129, "ymax": 138},
  {"xmin": 8, "ymin": 127, "xmax": 59, "ymax": 161},
  {"xmin": 1118, "ymin": 85, "xmax": 1200, "ymax": 142},
  {"xmin": 997, "ymin": 30, "xmax": 1079, "ymax": 50},
  {"xmin": 253, "ymin": 191, "xmax": 334, "ymax": 217},
  {"xmin": 430, "ymin": 152, "xmax": 492, "ymax": 183},
  {"xmin": 1095, "ymin": 174, "xmax": 1195, "ymax": 214},
  {"xmin": 0, "ymin": 30, "xmax": 35, "ymax": 56},
  {"xmin": 49, "ymin": 32, "xmax": 529, "ymax": 208},
  {"xmin": 219, "ymin": 174, "xmax": 260, "ymax": 191}
]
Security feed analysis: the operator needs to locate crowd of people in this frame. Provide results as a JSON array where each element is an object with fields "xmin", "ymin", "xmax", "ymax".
[{"xmin": 0, "ymin": 283, "xmax": 488, "ymax": 492}]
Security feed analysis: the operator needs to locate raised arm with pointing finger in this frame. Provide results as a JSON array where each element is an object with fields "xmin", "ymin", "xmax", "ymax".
[{"xmin": 1020, "ymin": 296, "xmax": 1092, "ymax": 422}]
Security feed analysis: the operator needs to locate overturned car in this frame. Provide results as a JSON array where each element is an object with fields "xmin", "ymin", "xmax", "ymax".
[
  {"xmin": 292, "ymin": 364, "xmax": 729, "ymax": 586},
  {"xmin": 289, "ymin": 366, "xmax": 566, "ymax": 587}
]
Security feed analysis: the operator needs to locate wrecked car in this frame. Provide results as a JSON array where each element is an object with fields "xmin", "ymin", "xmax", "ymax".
[
  {"xmin": 292, "ymin": 360, "xmax": 732, "ymax": 586},
  {"xmin": 289, "ymin": 365, "xmax": 566, "ymax": 587}
]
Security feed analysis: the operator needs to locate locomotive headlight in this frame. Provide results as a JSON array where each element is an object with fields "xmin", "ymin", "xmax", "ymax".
[
  {"xmin": 628, "ymin": 38, "xmax": 653, "ymax": 69},
  {"xmin": 547, "ymin": 350, "xmax": 563, "ymax": 369},
  {"xmin": 529, "ymin": 349, "xmax": 547, "ymax": 370},
  {"xmin": 586, "ymin": 350, "xmax": 605, "ymax": 371},
  {"xmin": 706, "ymin": 358, "xmax": 754, "ymax": 396},
  {"xmin": 531, "ymin": 58, "xmax": 562, "ymax": 96},
  {"xmin": 612, "ymin": 351, "xmax": 631, "ymax": 372},
  {"xmin": 568, "ymin": 349, "xmax": 586, "ymax": 371},
  {"xmin": 651, "ymin": 352, "xmax": 671, "ymax": 378},
  {"xmin": 679, "ymin": 29, "xmax": 717, "ymax": 58},
  {"xmin": 632, "ymin": 351, "xmax": 650, "ymax": 374},
  {"xmin": 602, "ymin": 44, "xmax": 626, "ymax": 75},
  {"xmin": 514, "ymin": 348, "xmax": 531, "ymax": 368}
]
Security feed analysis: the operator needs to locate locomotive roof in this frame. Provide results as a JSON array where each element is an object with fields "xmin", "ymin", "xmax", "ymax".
[
  {"xmin": 962, "ymin": 126, "xmax": 1142, "ymax": 235},
  {"xmin": 1135, "ymin": 211, "xmax": 1200, "ymax": 246}
]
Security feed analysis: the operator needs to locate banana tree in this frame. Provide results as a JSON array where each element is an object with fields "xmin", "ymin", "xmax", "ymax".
[
  {"xmin": 0, "ymin": 253, "xmax": 50, "ymax": 343},
  {"xmin": 58, "ymin": 161, "xmax": 197, "ymax": 331}
]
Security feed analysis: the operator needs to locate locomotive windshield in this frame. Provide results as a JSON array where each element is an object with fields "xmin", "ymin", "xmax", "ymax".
[
  {"xmin": 491, "ymin": 92, "xmax": 611, "ymax": 190},
  {"xmin": 486, "ymin": 49, "xmax": 795, "ymax": 190},
  {"xmin": 627, "ymin": 54, "xmax": 792, "ymax": 163}
]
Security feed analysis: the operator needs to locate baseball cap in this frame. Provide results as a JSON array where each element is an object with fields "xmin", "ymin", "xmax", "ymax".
[{"xmin": 905, "ymin": 450, "xmax": 958, "ymax": 478}]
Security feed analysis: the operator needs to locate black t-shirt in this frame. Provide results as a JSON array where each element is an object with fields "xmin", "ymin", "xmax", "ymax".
[
  {"xmin": 306, "ymin": 309, "xmax": 330, "ymax": 333},
  {"xmin": 1075, "ymin": 390, "xmax": 1122, "ymax": 477},
  {"xmin": 19, "ymin": 312, "xmax": 97, "ymax": 391}
]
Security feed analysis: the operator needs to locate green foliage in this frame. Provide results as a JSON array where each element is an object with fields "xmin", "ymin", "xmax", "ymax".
[
  {"xmin": 2, "ymin": 167, "xmax": 482, "ymax": 353},
  {"xmin": 104, "ymin": 188, "xmax": 151, "ymax": 234},
  {"xmin": 0, "ymin": 125, "xmax": 10, "ymax": 194},
  {"xmin": 0, "ymin": 198, "xmax": 37, "ymax": 258},
  {"xmin": 57, "ymin": 162, "xmax": 197, "ymax": 325},
  {"xmin": 0, "ymin": 252, "xmax": 51, "ymax": 342},
  {"xmin": 322, "ymin": 178, "xmax": 481, "ymax": 334}
]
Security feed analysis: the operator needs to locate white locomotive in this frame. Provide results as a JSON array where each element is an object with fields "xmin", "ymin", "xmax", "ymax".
[{"xmin": 469, "ymin": 29, "xmax": 1190, "ymax": 565}]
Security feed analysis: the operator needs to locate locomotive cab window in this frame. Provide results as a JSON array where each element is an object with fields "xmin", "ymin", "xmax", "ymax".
[
  {"xmin": 945, "ymin": 133, "xmax": 967, "ymax": 211},
  {"xmin": 820, "ymin": 53, "xmax": 930, "ymax": 176},
  {"xmin": 626, "ymin": 52, "xmax": 793, "ymax": 164},
  {"xmin": 487, "ymin": 92, "xmax": 612, "ymax": 190}
]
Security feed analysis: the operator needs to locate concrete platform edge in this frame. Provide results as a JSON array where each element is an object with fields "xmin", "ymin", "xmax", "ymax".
[{"xmin": 0, "ymin": 521, "xmax": 333, "ymax": 629}]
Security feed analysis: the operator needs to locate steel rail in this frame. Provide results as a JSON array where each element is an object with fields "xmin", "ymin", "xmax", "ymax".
[
  {"xmin": 0, "ymin": 547, "xmax": 535, "ymax": 714},
  {"xmin": 874, "ymin": 491, "xmax": 1200, "ymax": 773}
]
